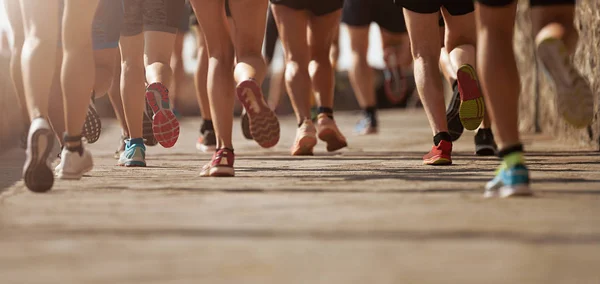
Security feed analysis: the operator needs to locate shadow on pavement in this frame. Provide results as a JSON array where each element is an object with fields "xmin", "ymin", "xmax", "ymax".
[
  {"xmin": 0, "ymin": 148, "xmax": 24, "ymax": 192},
  {"xmin": 5, "ymin": 227, "xmax": 600, "ymax": 245}
]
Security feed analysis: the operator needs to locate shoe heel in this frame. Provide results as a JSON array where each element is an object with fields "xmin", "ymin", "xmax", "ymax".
[
  {"xmin": 24, "ymin": 128, "xmax": 54, "ymax": 193},
  {"xmin": 237, "ymin": 80, "xmax": 280, "ymax": 148},
  {"xmin": 500, "ymin": 185, "xmax": 532, "ymax": 198}
]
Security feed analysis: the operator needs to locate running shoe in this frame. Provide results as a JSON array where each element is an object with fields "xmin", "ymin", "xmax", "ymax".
[
  {"xmin": 354, "ymin": 116, "xmax": 378, "ymax": 135},
  {"xmin": 145, "ymin": 82, "xmax": 180, "ymax": 148},
  {"xmin": 19, "ymin": 125, "xmax": 29, "ymax": 149},
  {"xmin": 316, "ymin": 113, "xmax": 347, "ymax": 152},
  {"xmin": 456, "ymin": 64, "xmax": 485, "ymax": 131},
  {"xmin": 55, "ymin": 147, "xmax": 94, "ymax": 180},
  {"xmin": 485, "ymin": 163, "xmax": 531, "ymax": 198},
  {"xmin": 23, "ymin": 118, "xmax": 55, "ymax": 193},
  {"xmin": 446, "ymin": 82, "xmax": 464, "ymax": 141},
  {"xmin": 383, "ymin": 51, "xmax": 407, "ymax": 104},
  {"xmin": 117, "ymin": 138, "xmax": 146, "ymax": 167},
  {"xmin": 236, "ymin": 79, "xmax": 280, "ymax": 148},
  {"xmin": 240, "ymin": 108, "xmax": 253, "ymax": 140},
  {"xmin": 81, "ymin": 99, "xmax": 102, "ymax": 144},
  {"xmin": 423, "ymin": 140, "xmax": 452, "ymax": 165},
  {"xmin": 200, "ymin": 148, "xmax": 235, "ymax": 177},
  {"xmin": 114, "ymin": 135, "xmax": 127, "ymax": 159},
  {"xmin": 291, "ymin": 119, "xmax": 318, "ymax": 156},
  {"xmin": 536, "ymin": 37, "xmax": 594, "ymax": 128},
  {"xmin": 143, "ymin": 100, "xmax": 158, "ymax": 146},
  {"xmin": 197, "ymin": 129, "xmax": 217, "ymax": 153},
  {"xmin": 474, "ymin": 128, "xmax": 497, "ymax": 156}
]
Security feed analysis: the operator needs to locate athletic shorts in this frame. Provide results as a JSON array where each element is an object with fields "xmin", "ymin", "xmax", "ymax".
[
  {"xmin": 475, "ymin": 0, "xmax": 574, "ymax": 8},
  {"xmin": 475, "ymin": 0, "xmax": 515, "ymax": 6},
  {"xmin": 342, "ymin": 0, "xmax": 407, "ymax": 33},
  {"xmin": 92, "ymin": 0, "xmax": 124, "ymax": 49},
  {"xmin": 121, "ymin": 0, "xmax": 186, "ymax": 36},
  {"xmin": 58, "ymin": 0, "xmax": 123, "ymax": 50},
  {"xmin": 270, "ymin": 0, "xmax": 343, "ymax": 16},
  {"xmin": 189, "ymin": 0, "xmax": 231, "ymax": 27},
  {"xmin": 530, "ymin": 0, "xmax": 574, "ymax": 6},
  {"xmin": 397, "ymin": 0, "xmax": 474, "ymax": 16},
  {"xmin": 179, "ymin": 2, "xmax": 192, "ymax": 32}
]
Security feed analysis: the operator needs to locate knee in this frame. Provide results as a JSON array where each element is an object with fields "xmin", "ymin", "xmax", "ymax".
[
  {"xmin": 310, "ymin": 47, "xmax": 330, "ymax": 65},
  {"xmin": 284, "ymin": 60, "xmax": 308, "ymax": 82},
  {"xmin": 10, "ymin": 35, "xmax": 24, "ymax": 54},
  {"xmin": 410, "ymin": 44, "xmax": 439, "ymax": 65},
  {"xmin": 445, "ymin": 33, "xmax": 476, "ymax": 52},
  {"xmin": 23, "ymin": 33, "xmax": 57, "ymax": 51},
  {"xmin": 121, "ymin": 60, "xmax": 144, "ymax": 75},
  {"xmin": 350, "ymin": 49, "xmax": 368, "ymax": 66}
]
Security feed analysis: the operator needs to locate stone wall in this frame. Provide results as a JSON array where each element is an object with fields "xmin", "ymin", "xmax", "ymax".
[{"xmin": 515, "ymin": 0, "xmax": 600, "ymax": 149}]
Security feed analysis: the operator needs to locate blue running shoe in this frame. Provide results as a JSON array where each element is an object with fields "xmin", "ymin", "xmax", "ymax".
[
  {"xmin": 354, "ymin": 116, "xmax": 378, "ymax": 135},
  {"xmin": 485, "ymin": 163, "xmax": 531, "ymax": 198},
  {"xmin": 118, "ymin": 138, "xmax": 146, "ymax": 167}
]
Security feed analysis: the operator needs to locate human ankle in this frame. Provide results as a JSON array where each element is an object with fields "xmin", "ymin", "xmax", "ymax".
[{"xmin": 433, "ymin": 132, "xmax": 452, "ymax": 146}]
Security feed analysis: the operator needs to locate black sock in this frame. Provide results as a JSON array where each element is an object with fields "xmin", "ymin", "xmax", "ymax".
[
  {"xmin": 200, "ymin": 120, "xmax": 214, "ymax": 133},
  {"xmin": 433, "ymin": 132, "xmax": 452, "ymax": 146},
  {"xmin": 498, "ymin": 144, "xmax": 524, "ymax": 158},
  {"xmin": 477, "ymin": 128, "xmax": 493, "ymax": 135},
  {"xmin": 63, "ymin": 134, "xmax": 84, "ymax": 156},
  {"xmin": 452, "ymin": 80, "xmax": 458, "ymax": 93},
  {"xmin": 318, "ymin": 107, "xmax": 334, "ymax": 119},
  {"xmin": 363, "ymin": 106, "xmax": 378, "ymax": 126}
]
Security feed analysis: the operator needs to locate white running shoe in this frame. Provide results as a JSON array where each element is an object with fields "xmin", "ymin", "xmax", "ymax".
[
  {"xmin": 23, "ymin": 117, "xmax": 55, "ymax": 193},
  {"xmin": 55, "ymin": 147, "xmax": 94, "ymax": 180},
  {"xmin": 536, "ymin": 37, "xmax": 594, "ymax": 128}
]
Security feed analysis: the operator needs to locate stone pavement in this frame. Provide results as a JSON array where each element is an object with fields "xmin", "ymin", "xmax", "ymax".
[{"xmin": 1, "ymin": 110, "xmax": 599, "ymax": 284}]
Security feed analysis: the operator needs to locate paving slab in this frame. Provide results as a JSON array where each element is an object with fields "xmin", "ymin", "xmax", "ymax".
[{"xmin": 1, "ymin": 110, "xmax": 599, "ymax": 284}]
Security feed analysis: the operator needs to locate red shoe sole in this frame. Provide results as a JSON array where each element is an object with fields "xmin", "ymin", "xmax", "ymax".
[
  {"xmin": 146, "ymin": 83, "xmax": 180, "ymax": 148},
  {"xmin": 236, "ymin": 80, "xmax": 280, "ymax": 148}
]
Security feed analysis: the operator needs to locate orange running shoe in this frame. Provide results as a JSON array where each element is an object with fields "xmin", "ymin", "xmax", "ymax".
[
  {"xmin": 316, "ymin": 114, "xmax": 347, "ymax": 152},
  {"xmin": 291, "ymin": 119, "xmax": 317, "ymax": 156}
]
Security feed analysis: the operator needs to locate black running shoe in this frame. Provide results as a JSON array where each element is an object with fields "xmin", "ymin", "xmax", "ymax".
[
  {"xmin": 474, "ymin": 128, "xmax": 497, "ymax": 156},
  {"xmin": 81, "ymin": 100, "xmax": 101, "ymax": 144},
  {"xmin": 446, "ymin": 82, "xmax": 464, "ymax": 141},
  {"xmin": 197, "ymin": 120, "xmax": 217, "ymax": 152},
  {"xmin": 143, "ymin": 100, "xmax": 158, "ymax": 146}
]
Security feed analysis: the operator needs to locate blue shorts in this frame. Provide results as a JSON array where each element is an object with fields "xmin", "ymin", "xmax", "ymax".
[{"xmin": 58, "ymin": 0, "xmax": 123, "ymax": 50}]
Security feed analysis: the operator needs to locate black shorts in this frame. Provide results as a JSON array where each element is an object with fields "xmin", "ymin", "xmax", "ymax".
[
  {"xmin": 189, "ymin": 0, "xmax": 231, "ymax": 27},
  {"xmin": 475, "ymin": 0, "xmax": 515, "ymax": 6},
  {"xmin": 342, "ymin": 0, "xmax": 407, "ymax": 33},
  {"xmin": 530, "ymin": 0, "xmax": 574, "ymax": 6},
  {"xmin": 270, "ymin": 0, "xmax": 343, "ymax": 16},
  {"xmin": 398, "ymin": 0, "xmax": 474, "ymax": 16}
]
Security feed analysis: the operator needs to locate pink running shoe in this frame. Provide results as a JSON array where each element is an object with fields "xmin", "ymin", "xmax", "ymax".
[
  {"xmin": 200, "ymin": 148, "xmax": 235, "ymax": 177},
  {"xmin": 145, "ymin": 82, "xmax": 180, "ymax": 148},
  {"xmin": 236, "ymin": 79, "xmax": 280, "ymax": 148}
]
